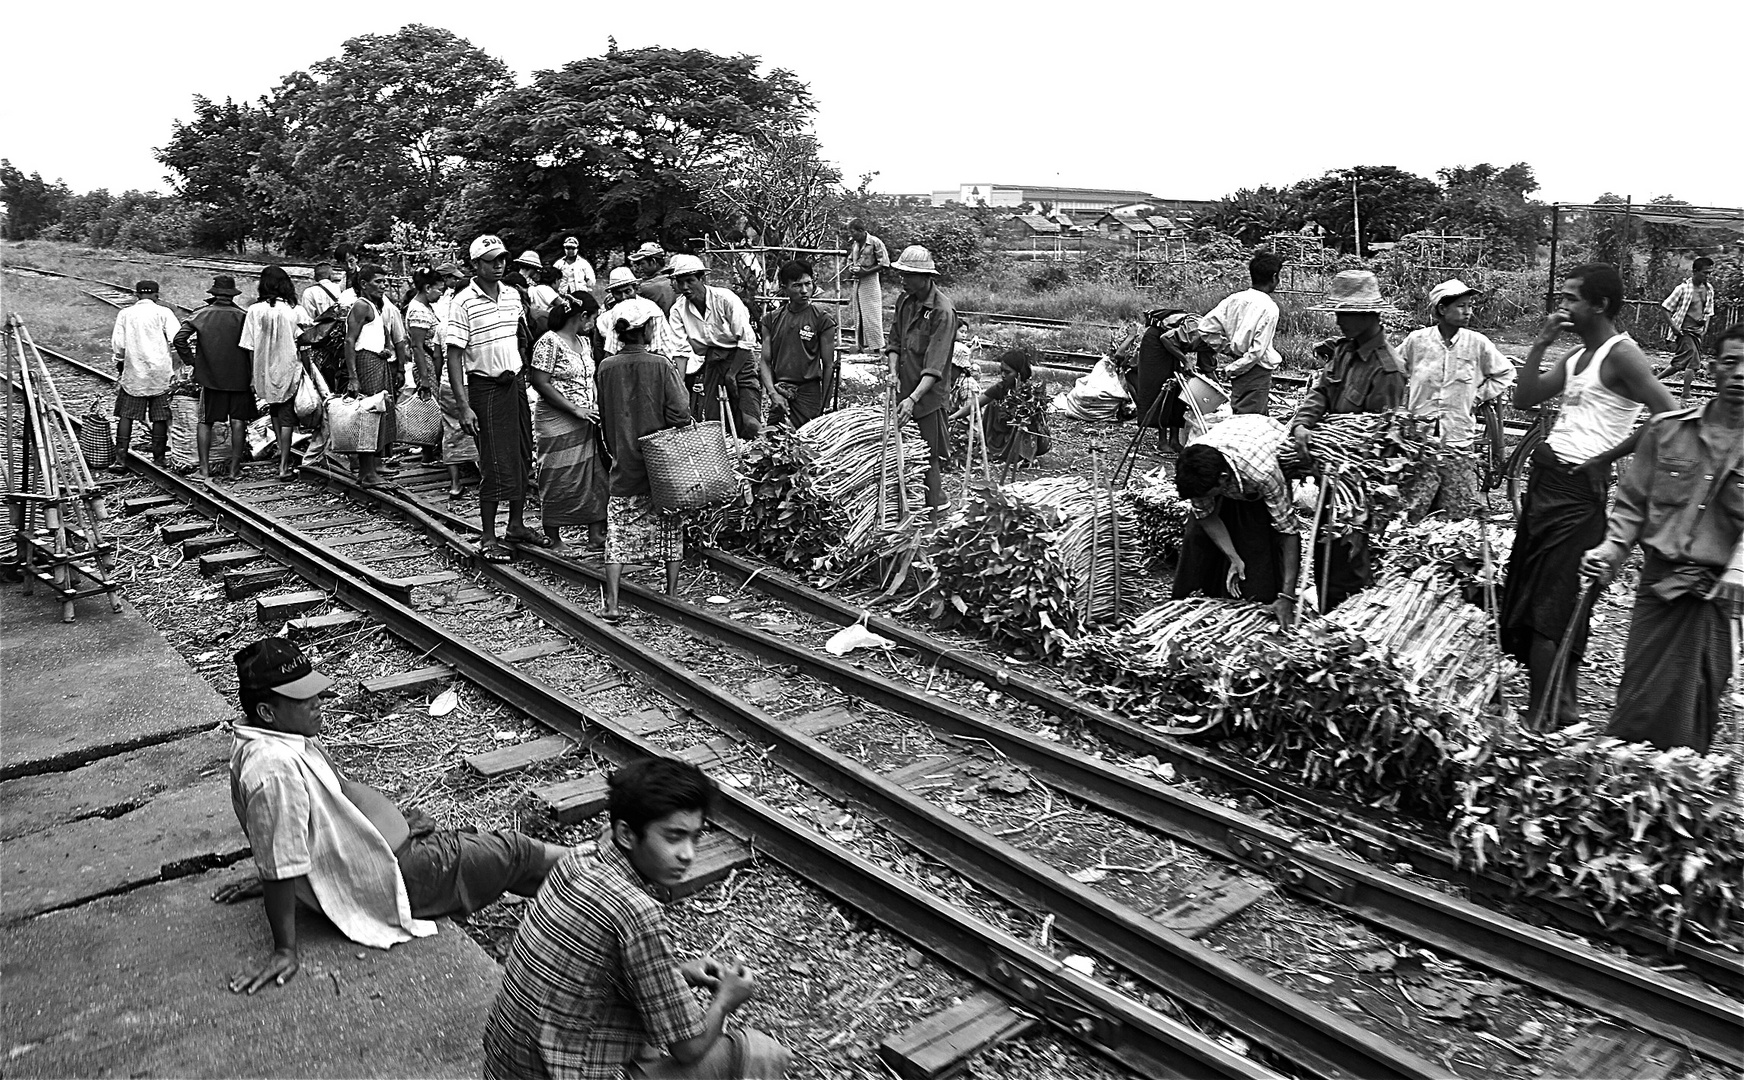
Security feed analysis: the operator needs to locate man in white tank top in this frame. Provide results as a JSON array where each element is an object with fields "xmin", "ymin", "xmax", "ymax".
[{"xmin": 1501, "ymin": 263, "xmax": 1677, "ymax": 729}]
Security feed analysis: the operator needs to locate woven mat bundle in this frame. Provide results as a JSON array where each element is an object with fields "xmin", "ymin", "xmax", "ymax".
[
  {"xmin": 796, "ymin": 407, "xmax": 929, "ymax": 559},
  {"xmin": 1282, "ymin": 411, "xmax": 1441, "ymax": 536},
  {"xmin": 1126, "ymin": 464, "xmax": 1193, "ymax": 564},
  {"xmin": 1004, "ymin": 476, "xmax": 1144, "ymax": 624},
  {"xmin": 1325, "ymin": 566, "xmax": 1513, "ymax": 722},
  {"xmin": 1064, "ymin": 595, "xmax": 1472, "ymax": 814}
]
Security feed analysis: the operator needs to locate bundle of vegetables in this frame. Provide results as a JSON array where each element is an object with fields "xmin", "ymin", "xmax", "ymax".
[
  {"xmin": 1324, "ymin": 566, "xmax": 1512, "ymax": 722},
  {"xmin": 897, "ymin": 481, "xmax": 1080, "ymax": 657},
  {"xmin": 1453, "ymin": 724, "xmax": 1743, "ymax": 942},
  {"xmin": 1378, "ymin": 518, "xmax": 1514, "ymax": 592},
  {"xmin": 795, "ymin": 407, "xmax": 929, "ymax": 563},
  {"xmin": 1285, "ymin": 412, "xmax": 1442, "ymax": 536},
  {"xmin": 1004, "ymin": 477, "xmax": 1144, "ymax": 624},
  {"xmin": 1065, "ymin": 598, "xmax": 1467, "ymax": 815},
  {"xmin": 695, "ymin": 427, "xmax": 845, "ymax": 570},
  {"xmin": 1126, "ymin": 465, "xmax": 1194, "ymax": 565}
]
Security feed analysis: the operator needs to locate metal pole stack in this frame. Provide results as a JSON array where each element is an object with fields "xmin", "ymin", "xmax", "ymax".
[{"xmin": 4, "ymin": 315, "xmax": 122, "ymax": 621}]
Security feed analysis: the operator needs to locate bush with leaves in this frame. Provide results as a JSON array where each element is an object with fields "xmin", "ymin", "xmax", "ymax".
[
  {"xmin": 695, "ymin": 428, "xmax": 843, "ymax": 571},
  {"xmin": 1452, "ymin": 725, "xmax": 1743, "ymax": 943},
  {"xmin": 897, "ymin": 482, "xmax": 1080, "ymax": 656}
]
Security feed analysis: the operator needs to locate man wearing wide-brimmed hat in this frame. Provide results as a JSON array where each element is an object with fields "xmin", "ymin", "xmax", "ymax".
[
  {"xmin": 1396, "ymin": 279, "xmax": 1516, "ymax": 520},
  {"xmin": 884, "ymin": 245, "xmax": 959, "ymax": 512},
  {"xmin": 1290, "ymin": 270, "xmax": 1407, "ymax": 609},
  {"xmin": 173, "ymin": 275, "xmax": 255, "ymax": 481}
]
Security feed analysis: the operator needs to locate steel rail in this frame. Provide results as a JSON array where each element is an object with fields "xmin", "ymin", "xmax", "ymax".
[
  {"xmin": 310, "ymin": 473, "xmax": 1744, "ymax": 1067},
  {"xmin": 309, "ymin": 468, "xmax": 1450, "ymax": 1080},
  {"xmin": 695, "ymin": 549, "xmax": 1744, "ymax": 994},
  {"xmin": 86, "ymin": 456, "xmax": 1278, "ymax": 1080}
]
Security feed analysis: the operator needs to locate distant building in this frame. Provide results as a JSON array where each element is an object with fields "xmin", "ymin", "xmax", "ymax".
[
  {"xmin": 999, "ymin": 215, "xmax": 1064, "ymax": 242},
  {"xmin": 1093, "ymin": 213, "xmax": 1155, "ymax": 238},
  {"xmin": 933, "ymin": 183, "xmax": 1163, "ymax": 213}
]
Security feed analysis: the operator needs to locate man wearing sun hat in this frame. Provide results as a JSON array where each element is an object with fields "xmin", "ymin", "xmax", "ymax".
[
  {"xmin": 629, "ymin": 242, "xmax": 678, "ymax": 314},
  {"xmin": 1290, "ymin": 269, "xmax": 1407, "ymax": 609},
  {"xmin": 1396, "ymin": 278, "xmax": 1516, "ymax": 520},
  {"xmin": 667, "ymin": 253, "xmax": 762, "ymax": 437},
  {"xmin": 217, "ymin": 637, "xmax": 568, "ymax": 995},
  {"xmin": 554, "ymin": 236, "xmax": 596, "ymax": 297},
  {"xmin": 173, "ymin": 275, "xmax": 256, "ymax": 481},
  {"xmin": 884, "ymin": 245, "xmax": 960, "ymax": 513},
  {"xmin": 601, "ymin": 266, "xmax": 684, "ymax": 371}
]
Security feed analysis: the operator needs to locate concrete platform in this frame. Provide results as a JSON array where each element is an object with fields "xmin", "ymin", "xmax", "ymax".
[
  {"xmin": 1, "ymin": 592, "xmax": 234, "ymax": 780},
  {"xmin": 1, "ymin": 869, "xmax": 501, "ymax": 1078}
]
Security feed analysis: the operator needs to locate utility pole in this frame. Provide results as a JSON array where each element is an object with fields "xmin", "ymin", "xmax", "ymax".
[{"xmin": 1350, "ymin": 171, "xmax": 1362, "ymax": 257}]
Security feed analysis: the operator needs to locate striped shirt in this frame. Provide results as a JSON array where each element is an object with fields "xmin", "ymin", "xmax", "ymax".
[
  {"xmin": 447, "ymin": 279, "xmax": 526, "ymax": 377},
  {"xmin": 1661, "ymin": 279, "xmax": 1715, "ymax": 341},
  {"xmin": 1186, "ymin": 413, "xmax": 1298, "ymax": 535},
  {"xmin": 482, "ymin": 842, "xmax": 705, "ymax": 1080},
  {"xmin": 228, "ymin": 725, "xmax": 437, "ymax": 949}
]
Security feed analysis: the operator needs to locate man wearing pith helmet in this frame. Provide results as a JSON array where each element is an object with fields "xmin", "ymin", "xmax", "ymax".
[
  {"xmin": 667, "ymin": 254, "xmax": 762, "ymax": 437},
  {"xmin": 883, "ymin": 245, "xmax": 960, "ymax": 515}
]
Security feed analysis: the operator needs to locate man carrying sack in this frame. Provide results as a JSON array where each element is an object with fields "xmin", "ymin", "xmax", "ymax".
[
  {"xmin": 1580, "ymin": 324, "xmax": 1744, "ymax": 753},
  {"xmin": 666, "ymin": 254, "xmax": 761, "ymax": 438}
]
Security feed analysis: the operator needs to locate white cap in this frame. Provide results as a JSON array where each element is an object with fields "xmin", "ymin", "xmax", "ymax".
[
  {"xmin": 469, "ymin": 234, "xmax": 507, "ymax": 261},
  {"xmin": 607, "ymin": 297, "xmax": 665, "ymax": 332},
  {"xmin": 562, "ymin": 236, "xmax": 579, "ymax": 246},
  {"xmin": 606, "ymin": 266, "xmax": 638, "ymax": 289},
  {"xmin": 667, "ymin": 254, "xmax": 707, "ymax": 278}
]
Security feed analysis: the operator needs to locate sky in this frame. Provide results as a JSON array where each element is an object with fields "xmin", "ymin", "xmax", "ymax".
[{"xmin": 6, "ymin": 1, "xmax": 1741, "ymax": 209}]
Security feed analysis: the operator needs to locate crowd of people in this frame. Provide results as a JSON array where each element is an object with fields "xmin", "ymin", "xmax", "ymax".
[{"xmin": 95, "ymin": 230, "xmax": 1738, "ymax": 1080}]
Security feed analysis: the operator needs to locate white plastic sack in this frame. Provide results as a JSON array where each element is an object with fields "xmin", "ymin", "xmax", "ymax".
[
  {"xmin": 326, "ymin": 392, "xmax": 390, "ymax": 454},
  {"xmin": 825, "ymin": 621, "xmax": 895, "ymax": 656},
  {"xmin": 1049, "ymin": 357, "xmax": 1130, "ymax": 422}
]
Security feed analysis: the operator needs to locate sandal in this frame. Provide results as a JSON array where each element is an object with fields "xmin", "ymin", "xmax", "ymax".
[
  {"xmin": 505, "ymin": 526, "xmax": 553, "ymax": 548},
  {"xmin": 478, "ymin": 542, "xmax": 515, "ymax": 564},
  {"xmin": 600, "ymin": 610, "xmax": 624, "ymax": 625}
]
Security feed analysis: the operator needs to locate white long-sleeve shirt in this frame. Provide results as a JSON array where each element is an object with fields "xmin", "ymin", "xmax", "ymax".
[
  {"xmin": 1198, "ymin": 288, "xmax": 1280, "ymax": 377},
  {"xmin": 110, "ymin": 299, "xmax": 182, "ymax": 396}
]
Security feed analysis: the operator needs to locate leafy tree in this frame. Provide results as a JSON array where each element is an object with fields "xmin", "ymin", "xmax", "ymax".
[
  {"xmin": 0, "ymin": 161, "xmax": 69, "ymax": 239},
  {"xmin": 1433, "ymin": 162, "xmax": 1545, "ymax": 267},
  {"xmin": 1200, "ymin": 185, "xmax": 1301, "ymax": 246},
  {"xmin": 1641, "ymin": 194, "xmax": 1693, "ymax": 296},
  {"xmin": 157, "ymin": 96, "xmax": 273, "ymax": 250},
  {"xmin": 697, "ymin": 132, "xmax": 844, "ymax": 251},
  {"xmin": 1293, "ymin": 166, "xmax": 1442, "ymax": 255},
  {"xmin": 1588, "ymin": 193, "xmax": 1640, "ymax": 286},
  {"xmin": 452, "ymin": 45, "xmax": 813, "ymax": 255}
]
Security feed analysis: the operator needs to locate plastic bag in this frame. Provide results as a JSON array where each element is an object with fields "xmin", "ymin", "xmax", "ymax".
[
  {"xmin": 1049, "ymin": 357, "xmax": 1131, "ymax": 422},
  {"xmin": 326, "ymin": 392, "xmax": 390, "ymax": 454},
  {"xmin": 824, "ymin": 621, "xmax": 895, "ymax": 656}
]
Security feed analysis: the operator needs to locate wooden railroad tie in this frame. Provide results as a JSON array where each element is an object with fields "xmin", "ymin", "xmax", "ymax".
[
  {"xmin": 121, "ymin": 494, "xmax": 177, "ymax": 516},
  {"xmin": 321, "ymin": 529, "xmax": 404, "ymax": 548},
  {"xmin": 159, "ymin": 521, "xmax": 209, "ymax": 544},
  {"xmin": 1538, "ymin": 1022, "xmax": 1684, "ymax": 1080},
  {"xmin": 878, "ymin": 990, "xmax": 1036, "ymax": 1080},
  {"xmin": 360, "ymin": 640, "xmax": 577, "ymax": 696},
  {"xmin": 198, "ymin": 548, "xmax": 266, "ymax": 576},
  {"xmin": 535, "ymin": 720, "xmax": 710, "ymax": 824},
  {"xmin": 1147, "ymin": 866, "xmax": 1276, "ymax": 939},
  {"xmin": 386, "ymin": 569, "xmax": 462, "ymax": 590},
  {"xmin": 224, "ymin": 565, "xmax": 290, "ymax": 600},
  {"xmin": 297, "ymin": 513, "xmax": 373, "ymax": 531},
  {"xmin": 141, "ymin": 504, "xmax": 189, "ymax": 522},
  {"xmin": 182, "ymin": 533, "xmax": 239, "ymax": 558},
  {"xmin": 286, "ymin": 611, "xmax": 367, "ymax": 637},
  {"xmin": 466, "ymin": 736, "xmax": 573, "ymax": 778},
  {"xmin": 783, "ymin": 705, "xmax": 856, "ymax": 738},
  {"xmin": 256, "ymin": 590, "xmax": 331, "ymax": 622},
  {"xmin": 365, "ymin": 546, "xmax": 432, "ymax": 563}
]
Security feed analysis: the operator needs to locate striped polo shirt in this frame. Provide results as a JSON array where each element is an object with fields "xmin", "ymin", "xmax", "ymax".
[{"xmin": 446, "ymin": 279, "xmax": 525, "ymax": 377}]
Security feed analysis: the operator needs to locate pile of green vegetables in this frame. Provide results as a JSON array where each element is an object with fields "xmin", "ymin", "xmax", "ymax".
[{"xmin": 694, "ymin": 427, "xmax": 844, "ymax": 570}]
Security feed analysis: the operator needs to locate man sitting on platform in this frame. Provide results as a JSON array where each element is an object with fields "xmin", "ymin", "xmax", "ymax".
[
  {"xmin": 1171, "ymin": 412, "xmax": 1302, "ymax": 629},
  {"xmin": 216, "ymin": 639, "xmax": 568, "ymax": 994},
  {"xmin": 483, "ymin": 757, "xmax": 790, "ymax": 1080}
]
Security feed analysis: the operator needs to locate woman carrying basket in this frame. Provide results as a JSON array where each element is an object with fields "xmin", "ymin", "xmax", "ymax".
[{"xmin": 596, "ymin": 298, "xmax": 694, "ymax": 622}]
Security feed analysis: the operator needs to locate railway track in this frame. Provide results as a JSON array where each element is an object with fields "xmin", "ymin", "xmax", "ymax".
[{"xmin": 18, "ymin": 332, "xmax": 1744, "ymax": 1079}]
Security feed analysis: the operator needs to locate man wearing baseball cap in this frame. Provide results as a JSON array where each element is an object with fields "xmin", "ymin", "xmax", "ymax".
[
  {"xmin": 884, "ymin": 245, "xmax": 959, "ymax": 513},
  {"xmin": 667, "ymin": 254, "xmax": 762, "ymax": 436},
  {"xmin": 447, "ymin": 234, "xmax": 544, "ymax": 561},
  {"xmin": 554, "ymin": 236, "xmax": 596, "ymax": 297},
  {"xmin": 109, "ymin": 279, "xmax": 184, "ymax": 472},
  {"xmin": 218, "ymin": 638, "xmax": 567, "ymax": 994},
  {"xmin": 629, "ymin": 242, "xmax": 677, "ymax": 314},
  {"xmin": 1397, "ymin": 279, "xmax": 1516, "ymax": 520}
]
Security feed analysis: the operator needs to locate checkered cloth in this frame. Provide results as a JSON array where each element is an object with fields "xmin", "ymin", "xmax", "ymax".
[
  {"xmin": 1185, "ymin": 413, "xmax": 1297, "ymax": 534},
  {"xmin": 1661, "ymin": 279, "xmax": 1715, "ymax": 342}
]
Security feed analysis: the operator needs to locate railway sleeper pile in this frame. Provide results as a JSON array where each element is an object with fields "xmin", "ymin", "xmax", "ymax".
[
  {"xmin": 1063, "ymin": 595, "xmax": 1478, "ymax": 816},
  {"xmin": 1454, "ymin": 724, "xmax": 1744, "ymax": 942}
]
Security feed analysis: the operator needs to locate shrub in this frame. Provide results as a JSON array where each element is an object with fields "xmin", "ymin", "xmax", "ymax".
[{"xmin": 697, "ymin": 427, "xmax": 843, "ymax": 571}]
